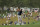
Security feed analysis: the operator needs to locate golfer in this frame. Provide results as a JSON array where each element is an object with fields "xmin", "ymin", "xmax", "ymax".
[{"xmin": 16, "ymin": 8, "xmax": 22, "ymax": 23}]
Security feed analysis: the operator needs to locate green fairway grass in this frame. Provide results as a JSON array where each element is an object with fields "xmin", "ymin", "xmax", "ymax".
[{"xmin": 0, "ymin": 21, "xmax": 40, "ymax": 27}]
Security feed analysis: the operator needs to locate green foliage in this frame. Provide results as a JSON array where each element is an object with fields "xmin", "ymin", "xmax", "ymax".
[{"xmin": 0, "ymin": 0, "xmax": 40, "ymax": 8}]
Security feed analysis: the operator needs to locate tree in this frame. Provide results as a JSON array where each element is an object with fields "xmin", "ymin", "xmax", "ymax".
[{"xmin": 0, "ymin": 0, "xmax": 40, "ymax": 8}]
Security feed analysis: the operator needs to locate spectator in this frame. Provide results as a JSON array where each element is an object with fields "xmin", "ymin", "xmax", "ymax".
[{"xmin": 9, "ymin": 21, "xmax": 13, "ymax": 25}]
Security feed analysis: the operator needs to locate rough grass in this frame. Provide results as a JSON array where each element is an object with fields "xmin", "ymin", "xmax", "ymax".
[{"xmin": 0, "ymin": 11, "xmax": 40, "ymax": 27}]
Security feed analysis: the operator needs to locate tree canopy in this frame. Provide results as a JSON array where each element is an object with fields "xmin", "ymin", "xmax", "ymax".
[{"xmin": 0, "ymin": 0, "xmax": 40, "ymax": 8}]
